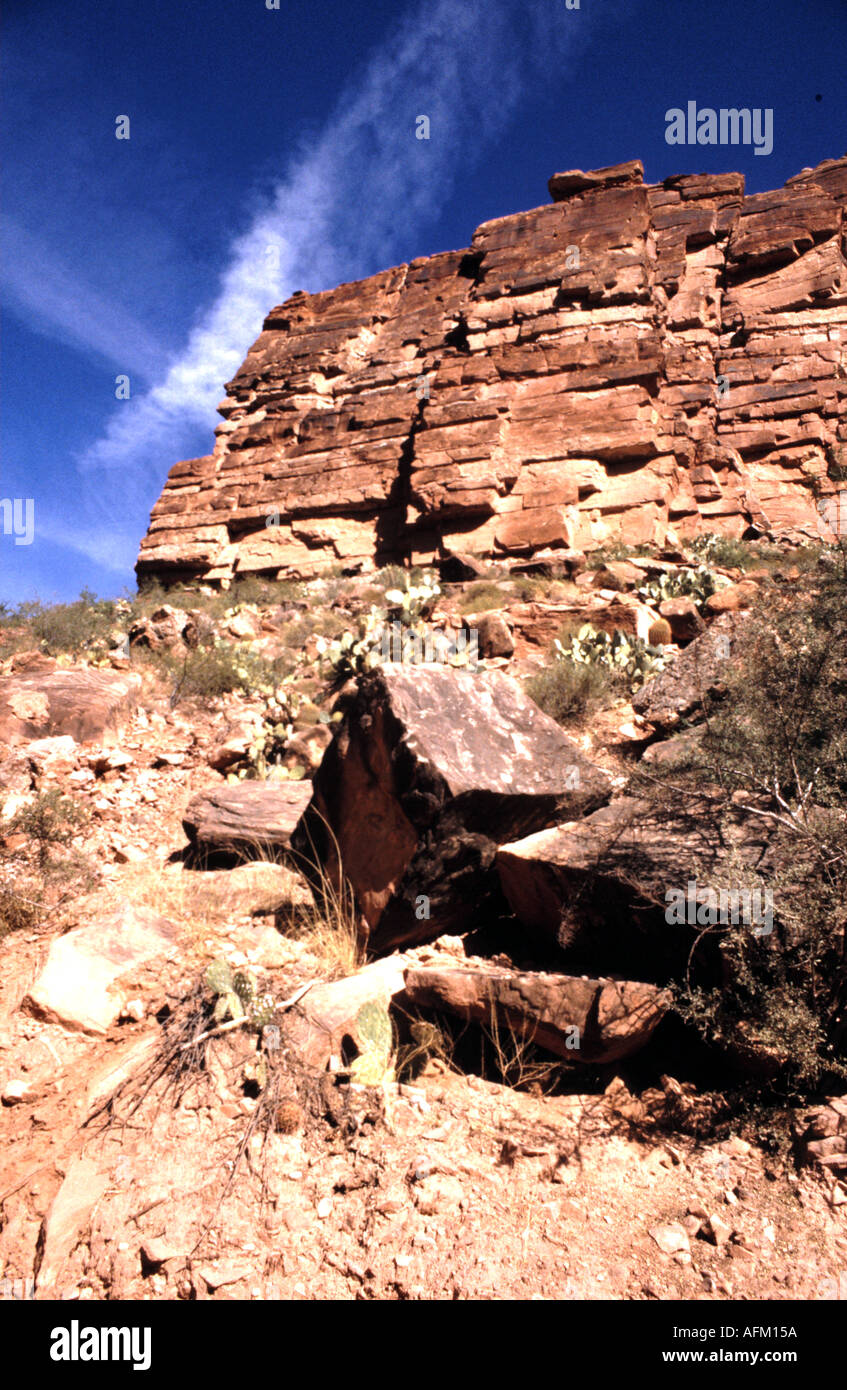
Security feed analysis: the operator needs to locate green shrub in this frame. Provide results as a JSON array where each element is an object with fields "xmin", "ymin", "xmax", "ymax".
[
  {"xmin": 7, "ymin": 789, "xmax": 88, "ymax": 874},
  {"xmin": 151, "ymin": 639, "xmax": 288, "ymax": 705},
  {"xmin": 459, "ymin": 581, "xmax": 511, "ymax": 614},
  {"xmin": 7, "ymin": 589, "xmax": 121, "ymax": 657},
  {"xmin": 525, "ymin": 658, "xmax": 609, "ymax": 724},
  {"xmin": 630, "ymin": 547, "xmax": 847, "ymax": 1096}
]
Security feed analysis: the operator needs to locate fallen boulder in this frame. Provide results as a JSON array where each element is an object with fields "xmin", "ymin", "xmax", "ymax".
[
  {"xmin": 292, "ymin": 664, "xmax": 612, "ymax": 953},
  {"xmin": 497, "ymin": 796, "xmax": 780, "ymax": 977},
  {"xmin": 0, "ymin": 661, "xmax": 141, "ymax": 745},
  {"xmin": 403, "ymin": 964, "xmax": 669, "ymax": 1063},
  {"xmin": 182, "ymin": 780, "xmax": 313, "ymax": 860},
  {"xmin": 23, "ymin": 904, "xmax": 180, "ymax": 1035},
  {"xmin": 632, "ymin": 612, "xmax": 744, "ymax": 731}
]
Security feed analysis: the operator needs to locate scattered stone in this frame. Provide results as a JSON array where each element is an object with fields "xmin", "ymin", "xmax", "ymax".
[
  {"xmin": 704, "ymin": 1213, "xmax": 734, "ymax": 1246},
  {"xmin": 2, "ymin": 1078, "xmax": 36, "ymax": 1106},
  {"xmin": 649, "ymin": 1223, "xmax": 690, "ymax": 1256}
]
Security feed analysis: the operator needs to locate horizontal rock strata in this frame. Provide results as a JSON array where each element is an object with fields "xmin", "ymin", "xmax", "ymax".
[{"xmin": 138, "ymin": 155, "xmax": 847, "ymax": 585}]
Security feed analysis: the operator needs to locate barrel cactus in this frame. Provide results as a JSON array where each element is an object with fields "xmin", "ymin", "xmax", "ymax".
[{"xmin": 647, "ymin": 617, "xmax": 673, "ymax": 647}]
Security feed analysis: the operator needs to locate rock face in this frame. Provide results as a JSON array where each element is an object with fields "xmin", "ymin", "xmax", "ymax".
[
  {"xmin": 291, "ymin": 663, "xmax": 612, "ymax": 954},
  {"xmin": 138, "ymin": 155, "xmax": 847, "ymax": 586}
]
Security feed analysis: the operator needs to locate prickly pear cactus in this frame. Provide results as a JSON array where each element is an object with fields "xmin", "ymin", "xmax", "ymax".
[
  {"xmin": 350, "ymin": 999, "xmax": 394, "ymax": 1084},
  {"xmin": 205, "ymin": 958, "xmax": 276, "ymax": 1031},
  {"xmin": 232, "ymin": 969, "xmax": 257, "ymax": 1009},
  {"xmin": 350, "ymin": 1049, "xmax": 392, "ymax": 1085},
  {"xmin": 356, "ymin": 1000, "xmax": 393, "ymax": 1060},
  {"xmin": 213, "ymin": 990, "xmax": 245, "ymax": 1024},
  {"xmin": 206, "ymin": 958, "xmax": 234, "ymax": 996},
  {"xmin": 248, "ymin": 993, "xmax": 276, "ymax": 1029}
]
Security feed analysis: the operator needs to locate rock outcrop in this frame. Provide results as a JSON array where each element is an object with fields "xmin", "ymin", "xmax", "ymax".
[
  {"xmin": 138, "ymin": 155, "xmax": 847, "ymax": 586},
  {"xmin": 291, "ymin": 663, "xmax": 612, "ymax": 954}
]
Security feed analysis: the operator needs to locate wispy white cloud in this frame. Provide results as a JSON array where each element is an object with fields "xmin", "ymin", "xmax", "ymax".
[
  {"xmin": 1, "ymin": 216, "xmax": 171, "ymax": 383},
  {"xmin": 64, "ymin": 0, "xmax": 595, "ymax": 565}
]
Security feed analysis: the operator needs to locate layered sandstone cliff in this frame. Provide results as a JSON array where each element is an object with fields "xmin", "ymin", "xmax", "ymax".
[{"xmin": 137, "ymin": 155, "xmax": 847, "ymax": 584}]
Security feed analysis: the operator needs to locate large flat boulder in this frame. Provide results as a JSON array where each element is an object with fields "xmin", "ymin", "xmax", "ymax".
[
  {"xmin": 0, "ymin": 658, "xmax": 141, "ymax": 746},
  {"xmin": 497, "ymin": 796, "xmax": 780, "ymax": 977},
  {"xmin": 23, "ymin": 905, "xmax": 180, "ymax": 1035},
  {"xmin": 403, "ymin": 964, "xmax": 669, "ymax": 1063},
  {"xmin": 182, "ymin": 780, "xmax": 313, "ymax": 860},
  {"xmin": 291, "ymin": 664, "xmax": 612, "ymax": 953}
]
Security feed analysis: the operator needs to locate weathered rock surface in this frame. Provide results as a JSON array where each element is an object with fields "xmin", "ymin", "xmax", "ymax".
[
  {"xmin": 138, "ymin": 154, "xmax": 847, "ymax": 586},
  {"xmin": 0, "ymin": 657, "xmax": 141, "ymax": 746},
  {"xmin": 403, "ymin": 964, "xmax": 669, "ymax": 1063},
  {"xmin": 23, "ymin": 905, "xmax": 180, "ymax": 1035},
  {"xmin": 182, "ymin": 780, "xmax": 313, "ymax": 859},
  {"xmin": 291, "ymin": 663, "xmax": 612, "ymax": 953},
  {"xmin": 632, "ymin": 611, "xmax": 745, "ymax": 730},
  {"xmin": 496, "ymin": 796, "xmax": 780, "ymax": 976}
]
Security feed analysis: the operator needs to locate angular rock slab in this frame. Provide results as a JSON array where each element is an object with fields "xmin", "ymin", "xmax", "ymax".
[
  {"xmin": 403, "ymin": 965, "xmax": 669, "ymax": 1063},
  {"xmin": 35, "ymin": 1156, "xmax": 111, "ymax": 1294},
  {"xmin": 284, "ymin": 956, "xmax": 410, "ymax": 1070},
  {"xmin": 497, "ymin": 796, "xmax": 780, "ymax": 976},
  {"xmin": 632, "ymin": 612, "xmax": 745, "ymax": 731},
  {"xmin": 182, "ymin": 779, "xmax": 313, "ymax": 859},
  {"xmin": 0, "ymin": 661, "xmax": 141, "ymax": 746},
  {"xmin": 292, "ymin": 664, "xmax": 612, "ymax": 953},
  {"xmin": 24, "ymin": 904, "xmax": 180, "ymax": 1035}
]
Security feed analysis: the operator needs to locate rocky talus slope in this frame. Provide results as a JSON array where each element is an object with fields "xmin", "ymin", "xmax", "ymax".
[
  {"xmin": 137, "ymin": 155, "xmax": 847, "ymax": 586},
  {"xmin": 1, "ymin": 547, "xmax": 846, "ymax": 1301}
]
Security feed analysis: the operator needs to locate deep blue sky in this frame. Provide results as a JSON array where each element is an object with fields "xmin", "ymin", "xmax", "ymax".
[{"xmin": 2, "ymin": 0, "xmax": 845, "ymax": 604}]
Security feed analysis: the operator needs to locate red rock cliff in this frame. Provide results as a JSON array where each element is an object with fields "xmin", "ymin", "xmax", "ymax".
[{"xmin": 137, "ymin": 155, "xmax": 847, "ymax": 584}]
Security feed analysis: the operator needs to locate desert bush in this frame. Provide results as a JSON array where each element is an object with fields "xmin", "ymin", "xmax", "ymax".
[
  {"xmin": 687, "ymin": 533, "xmax": 754, "ymax": 570},
  {"xmin": 459, "ymin": 581, "xmax": 511, "ymax": 614},
  {"xmin": 525, "ymin": 657, "xmax": 609, "ymax": 724},
  {"xmin": 631, "ymin": 547, "xmax": 847, "ymax": 1095},
  {"xmin": 7, "ymin": 789, "xmax": 88, "ymax": 874},
  {"xmin": 1, "ymin": 790, "xmax": 93, "ymax": 937},
  {"xmin": 149, "ymin": 638, "xmax": 288, "ymax": 705},
  {"xmin": 0, "ymin": 885, "xmax": 42, "ymax": 940},
  {"xmin": 7, "ymin": 589, "xmax": 121, "ymax": 657}
]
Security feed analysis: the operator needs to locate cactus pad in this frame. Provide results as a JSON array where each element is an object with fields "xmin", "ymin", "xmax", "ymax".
[{"xmin": 356, "ymin": 1000, "xmax": 393, "ymax": 1061}]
